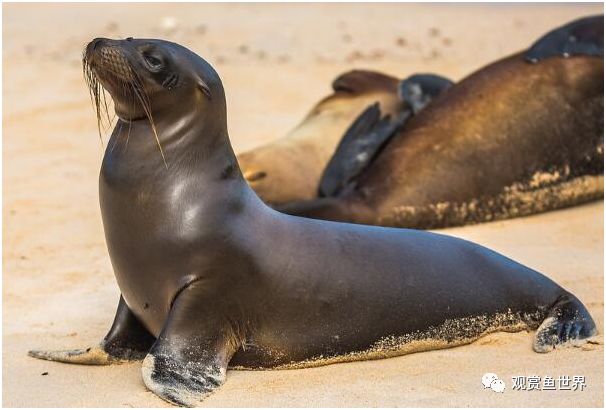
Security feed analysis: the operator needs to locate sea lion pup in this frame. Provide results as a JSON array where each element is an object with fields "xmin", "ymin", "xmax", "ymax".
[
  {"xmin": 278, "ymin": 15, "xmax": 604, "ymax": 229},
  {"xmin": 237, "ymin": 70, "xmax": 451, "ymax": 205},
  {"xmin": 29, "ymin": 37, "xmax": 597, "ymax": 407}
]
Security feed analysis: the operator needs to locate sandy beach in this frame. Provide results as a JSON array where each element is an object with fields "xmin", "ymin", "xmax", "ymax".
[{"xmin": 2, "ymin": 3, "xmax": 603, "ymax": 407}]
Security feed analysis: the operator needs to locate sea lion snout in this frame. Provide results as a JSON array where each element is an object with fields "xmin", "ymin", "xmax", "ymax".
[
  {"xmin": 85, "ymin": 39, "xmax": 132, "ymax": 79},
  {"xmin": 244, "ymin": 170, "xmax": 267, "ymax": 183}
]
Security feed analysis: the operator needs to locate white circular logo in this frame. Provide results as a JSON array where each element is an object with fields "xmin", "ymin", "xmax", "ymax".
[
  {"xmin": 490, "ymin": 379, "xmax": 506, "ymax": 393},
  {"xmin": 482, "ymin": 373, "xmax": 498, "ymax": 388}
]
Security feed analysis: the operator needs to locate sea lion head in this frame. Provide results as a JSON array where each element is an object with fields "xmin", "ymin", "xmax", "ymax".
[{"xmin": 83, "ymin": 37, "xmax": 225, "ymax": 127}]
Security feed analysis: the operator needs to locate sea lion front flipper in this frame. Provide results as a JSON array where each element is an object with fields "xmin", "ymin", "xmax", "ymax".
[
  {"xmin": 142, "ymin": 282, "xmax": 240, "ymax": 407},
  {"xmin": 399, "ymin": 73, "xmax": 454, "ymax": 114},
  {"xmin": 28, "ymin": 295, "xmax": 155, "ymax": 364},
  {"xmin": 319, "ymin": 103, "xmax": 409, "ymax": 197},
  {"xmin": 533, "ymin": 293, "xmax": 597, "ymax": 353},
  {"xmin": 525, "ymin": 14, "xmax": 604, "ymax": 63},
  {"xmin": 319, "ymin": 73, "xmax": 453, "ymax": 197}
]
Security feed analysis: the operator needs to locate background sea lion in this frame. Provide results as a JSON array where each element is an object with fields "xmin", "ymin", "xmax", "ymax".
[
  {"xmin": 278, "ymin": 15, "xmax": 604, "ymax": 229},
  {"xmin": 319, "ymin": 74, "xmax": 453, "ymax": 197},
  {"xmin": 237, "ymin": 70, "xmax": 402, "ymax": 205},
  {"xmin": 28, "ymin": 37, "xmax": 597, "ymax": 407},
  {"xmin": 237, "ymin": 70, "xmax": 452, "ymax": 205}
]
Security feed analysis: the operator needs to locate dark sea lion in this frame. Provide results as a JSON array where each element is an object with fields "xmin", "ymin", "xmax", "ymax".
[
  {"xmin": 29, "ymin": 37, "xmax": 597, "ymax": 407},
  {"xmin": 278, "ymin": 15, "xmax": 604, "ymax": 229},
  {"xmin": 237, "ymin": 70, "xmax": 451, "ymax": 205}
]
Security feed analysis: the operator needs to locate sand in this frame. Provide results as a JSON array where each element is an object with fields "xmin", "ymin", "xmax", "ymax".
[{"xmin": 2, "ymin": 2, "xmax": 603, "ymax": 407}]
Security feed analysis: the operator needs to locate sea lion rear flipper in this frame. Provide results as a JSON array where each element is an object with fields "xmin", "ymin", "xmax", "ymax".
[
  {"xmin": 28, "ymin": 296, "xmax": 155, "ymax": 364},
  {"xmin": 141, "ymin": 282, "xmax": 239, "ymax": 407},
  {"xmin": 525, "ymin": 14, "xmax": 604, "ymax": 63},
  {"xmin": 319, "ymin": 103, "xmax": 409, "ymax": 197},
  {"xmin": 533, "ymin": 293, "xmax": 597, "ymax": 353},
  {"xmin": 399, "ymin": 73, "xmax": 454, "ymax": 114}
]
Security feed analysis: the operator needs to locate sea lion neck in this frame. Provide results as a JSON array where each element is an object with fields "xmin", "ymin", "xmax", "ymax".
[{"xmin": 103, "ymin": 98, "xmax": 232, "ymax": 170}]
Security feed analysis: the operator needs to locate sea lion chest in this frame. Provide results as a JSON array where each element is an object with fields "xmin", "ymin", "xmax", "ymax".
[{"xmin": 99, "ymin": 160, "xmax": 220, "ymax": 336}]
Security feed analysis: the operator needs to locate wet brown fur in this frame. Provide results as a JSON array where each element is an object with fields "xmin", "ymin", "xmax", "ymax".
[{"xmin": 293, "ymin": 53, "xmax": 604, "ymax": 228}]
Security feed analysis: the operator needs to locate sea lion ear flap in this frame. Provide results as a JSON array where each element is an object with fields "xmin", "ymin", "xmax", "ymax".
[{"xmin": 197, "ymin": 78, "xmax": 212, "ymax": 100}]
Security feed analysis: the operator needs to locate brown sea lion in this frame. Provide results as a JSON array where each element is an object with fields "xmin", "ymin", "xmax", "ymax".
[
  {"xmin": 278, "ymin": 15, "xmax": 604, "ymax": 229},
  {"xmin": 237, "ymin": 70, "xmax": 403, "ymax": 205},
  {"xmin": 28, "ymin": 36, "xmax": 597, "ymax": 407}
]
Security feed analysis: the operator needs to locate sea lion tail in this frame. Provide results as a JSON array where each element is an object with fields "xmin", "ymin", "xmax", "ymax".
[{"xmin": 533, "ymin": 293, "xmax": 598, "ymax": 353}]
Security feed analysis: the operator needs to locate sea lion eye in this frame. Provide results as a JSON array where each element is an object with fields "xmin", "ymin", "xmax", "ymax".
[{"xmin": 143, "ymin": 53, "xmax": 163, "ymax": 68}]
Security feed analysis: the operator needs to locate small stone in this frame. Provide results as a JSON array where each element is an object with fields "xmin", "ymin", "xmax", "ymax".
[
  {"xmin": 395, "ymin": 37, "xmax": 407, "ymax": 47},
  {"xmin": 345, "ymin": 50, "xmax": 363, "ymax": 62}
]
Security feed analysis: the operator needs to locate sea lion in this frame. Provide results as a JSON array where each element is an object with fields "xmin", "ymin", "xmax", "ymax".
[
  {"xmin": 319, "ymin": 74, "xmax": 453, "ymax": 197},
  {"xmin": 237, "ymin": 70, "xmax": 452, "ymax": 205},
  {"xmin": 29, "ymin": 37, "xmax": 597, "ymax": 407},
  {"xmin": 237, "ymin": 70, "xmax": 402, "ymax": 205},
  {"xmin": 278, "ymin": 15, "xmax": 604, "ymax": 229}
]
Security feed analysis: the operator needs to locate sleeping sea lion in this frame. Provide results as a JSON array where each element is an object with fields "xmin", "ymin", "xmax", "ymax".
[
  {"xmin": 278, "ymin": 15, "xmax": 604, "ymax": 229},
  {"xmin": 237, "ymin": 70, "xmax": 452, "ymax": 205}
]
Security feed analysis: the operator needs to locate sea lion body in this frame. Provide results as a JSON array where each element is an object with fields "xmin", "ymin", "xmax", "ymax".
[
  {"xmin": 280, "ymin": 17, "xmax": 604, "ymax": 228},
  {"xmin": 237, "ymin": 70, "xmax": 403, "ymax": 205},
  {"xmin": 29, "ymin": 37, "xmax": 597, "ymax": 407},
  {"xmin": 101, "ymin": 165, "xmax": 575, "ymax": 369},
  {"xmin": 367, "ymin": 52, "xmax": 603, "ymax": 228}
]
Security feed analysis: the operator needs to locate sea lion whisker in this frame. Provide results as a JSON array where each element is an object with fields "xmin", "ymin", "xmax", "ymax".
[
  {"xmin": 128, "ymin": 67, "xmax": 168, "ymax": 168},
  {"xmin": 123, "ymin": 82, "xmax": 136, "ymax": 153},
  {"xmin": 134, "ymin": 86, "xmax": 168, "ymax": 168},
  {"xmin": 110, "ymin": 120, "xmax": 124, "ymax": 154},
  {"xmin": 100, "ymin": 87, "xmax": 113, "ymax": 130}
]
